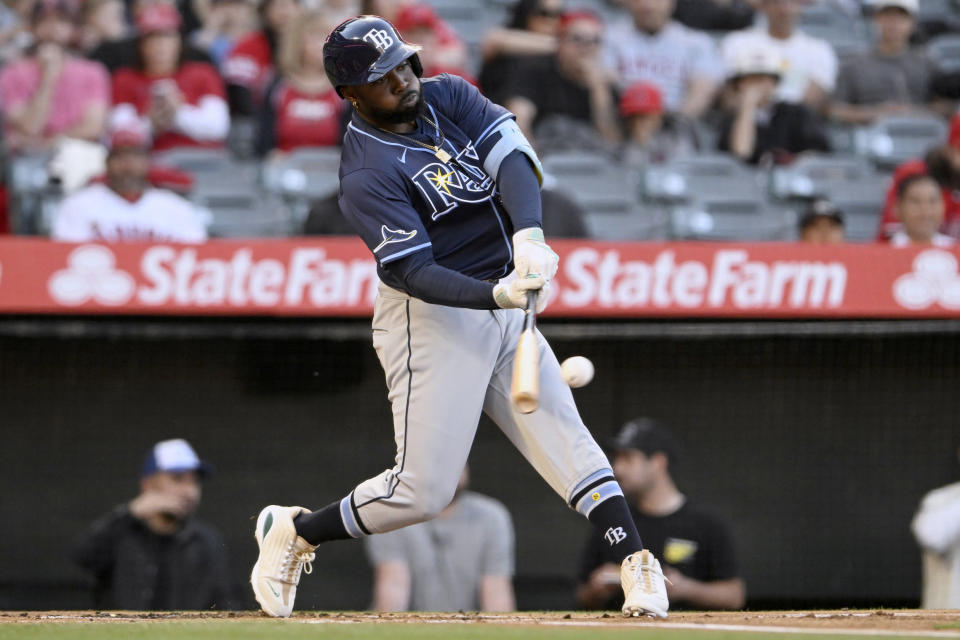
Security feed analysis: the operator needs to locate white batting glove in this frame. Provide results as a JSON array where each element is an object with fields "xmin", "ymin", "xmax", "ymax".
[
  {"xmin": 493, "ymin": 272, "xmax": 550, "ymax": 313},
  {"xmin": 513, "ymin": 227, "xmax": 559, "ymax": 281}
]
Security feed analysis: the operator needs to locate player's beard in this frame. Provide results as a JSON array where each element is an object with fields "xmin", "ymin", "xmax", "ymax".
[{"xmin": 369, "ymin": 89, "xmax": 425, "ymax": 125}]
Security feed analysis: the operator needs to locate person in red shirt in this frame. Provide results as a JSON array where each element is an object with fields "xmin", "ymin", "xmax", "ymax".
[
  {"xmin": 110, "ymin": 3, "xmax": 230, "ymax": 152},
  {"xmin": 255, "ymin": 10, "xmax": 344, "ymax": 156},
  {"xmin": 392, "ymin": 4, "xmax": 475, "ymax": 84},
  {"xmin": 222, "ymin": 0, "xmax": 301, "ymax": 115},
  {"xmin": 877, "ymin": 114, "xmax": 960, "ymax": 241},
  {"xmin": 362, "ymin": 0, "xmax": 467, "ymax": 72}
]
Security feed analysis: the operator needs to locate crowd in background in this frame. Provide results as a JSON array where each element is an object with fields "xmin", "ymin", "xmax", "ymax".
[{"xmin": 0, "ymin": 0, "xmax": 958, "ymax": 244}]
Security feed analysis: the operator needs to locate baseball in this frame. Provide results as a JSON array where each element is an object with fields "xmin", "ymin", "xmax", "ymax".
[{"xmin": 561, "ymin": 356, "xmax": 594, "ymax": 388}]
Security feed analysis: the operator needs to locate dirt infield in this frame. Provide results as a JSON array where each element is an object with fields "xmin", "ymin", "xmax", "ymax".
[{"xmin": 3, "ymin": 610, "xmax": 959, "ymax": 633}]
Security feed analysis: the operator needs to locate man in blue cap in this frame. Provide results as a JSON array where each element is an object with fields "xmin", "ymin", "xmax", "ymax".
[{"xmin": 73, "ymin": 438, "xmax": 234, "ymax": 610}]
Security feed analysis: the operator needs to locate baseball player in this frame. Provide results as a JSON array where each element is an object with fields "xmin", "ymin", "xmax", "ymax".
[{"xmin": 249, "ymin": 15, "xmax": 669, "ymax": 619}]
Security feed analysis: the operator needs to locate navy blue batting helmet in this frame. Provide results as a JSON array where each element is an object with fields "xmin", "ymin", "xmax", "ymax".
[{"xmin": 323, "ymin": 15, "xmax": 423, "ymax": 98}]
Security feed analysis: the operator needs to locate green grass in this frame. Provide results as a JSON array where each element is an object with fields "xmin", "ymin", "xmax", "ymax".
[{"xmin": 0, "ymin": 621, "xmax": 953, "ymax": 640}]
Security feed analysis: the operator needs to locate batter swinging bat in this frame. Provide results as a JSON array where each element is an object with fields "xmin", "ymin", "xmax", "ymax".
[{"xmin": 511, "ymin": 290, "xmax": 539, "ymax": 414}]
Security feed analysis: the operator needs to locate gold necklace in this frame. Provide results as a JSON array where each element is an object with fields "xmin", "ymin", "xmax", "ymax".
[{"xmin": 377, "ymin": 113, "xmax": 452, "ymax": 164}]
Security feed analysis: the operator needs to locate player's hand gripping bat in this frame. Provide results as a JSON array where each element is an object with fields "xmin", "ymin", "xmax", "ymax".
[{"xmin": 511, "ymin": 290, "xmax": 539, "ymax": 414}]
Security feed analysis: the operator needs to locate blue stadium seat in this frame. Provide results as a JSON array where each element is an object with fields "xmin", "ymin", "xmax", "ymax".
[
  {"xmin": 260, "ymin": 147, "xmax": 342, "ymax": 227},
  {"xmin": 670, "ymin": 197, "xmax": 797, "ymax": 241},
  {"xmin": 641, "ymin": 154, "xmax": 764, "ymax": 204},
  {"xmin": 854, "ymin": 115, "xmax": 949, "ymax": 169}
]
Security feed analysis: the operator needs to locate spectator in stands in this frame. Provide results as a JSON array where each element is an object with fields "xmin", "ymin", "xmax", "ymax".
[
  {"xmin": 722, "ymin": 0, "xmax": 838, "ymax": 109},
  {"xmin": 831, "ymin": 0, "xmax": 933, "ymax": 125},
  {"xmin": 77, "ymin": 0, "xmax": 127, "ymax": 55},
  {"xmin": 364, "ymin": 465, "xmax": 516, "ymax": 612},
  {"xmin": 393, "ymin": 4, "xmax": 475, "ymax": 83},
  {"xmin": 877, "ymin": 114, "xmax": 960, "ymax": 241},
  {"xmin": 673, "ymin": 0, "xmax": 758, "ymax": 32},
  {"xmin": 798, "ymin": 198, "xmax": 845, "ymax": 244},
  {"xmin": 72, "ymin": 439, "xmax": 233, "ymax": 609},
  {"xmin": 479, "ymin": 0, "xmax": 564, "ymax": 105},
  {"xmin": 888, "ymin": 173, "xmax": 955, "ymax": 247},
  {"xmin": 576, "ymin": 418, "xmax": 745, "ymax": 611},
  {"xmin": 912, "ymin": 443, "xmax": 960, "ymax": 609},
  {"xmin": 110, "ymin": 3, "xmax": 229, "ymax": 152},
  {"xmin": 619, "ymin": 81, "xmax": 700, "ymax": 165},
  {"xmin": 255, "ymin": 9, "xmax": 344, "ymax": 156},
  {"xmin": 717, "ymin": 43, "xmax": 831, "ymax": 164},
  {"xmin": 0, "ymin": 0, "xmax": 110, "ymax": 152},
  {"xmin": 89, "ymin": 0, "xmax": 215, "ymax": 73},
  {"xmin": 52, "ymin": 126, "xmax": 207, "ymax": 242},
  {"xmin": 605, "ymin": 0, "xmax": 722, "ymax": 119},
  {"xmin": 363, "ymin": 0, "xmax": 467, "ymax": 74},
  {"xmin": 190, "ymin": 0, "xmax": 256, "ymax": 67},
  {"xmin": 0, "ymin": 0, "xmax": 33, "ymax": 64},
  {"xmin": 223, "ymin": 0, "xmax": 300, "ymax": 115},
  {"xmin": 504, "ymin": 10, "xmax": 620, "ymax": 151}
]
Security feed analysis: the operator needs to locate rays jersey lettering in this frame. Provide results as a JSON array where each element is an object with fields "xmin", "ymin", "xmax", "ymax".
[
  {"xmin": 412, "ymin": 143, "xmax": 493, "ymax": 220},
  {"xmin": 338, "ymin": 74, "xmax": 521, "ymax": 288}
]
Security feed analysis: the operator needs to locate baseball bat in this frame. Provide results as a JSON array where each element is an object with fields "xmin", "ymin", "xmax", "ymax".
[{"xmin": 511, "ymin": 290, "xmax": 539, "ymax": 414}]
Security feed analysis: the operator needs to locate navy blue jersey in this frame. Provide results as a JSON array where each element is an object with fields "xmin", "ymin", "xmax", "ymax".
[{"xmin": 338, "ymin": 74, "xmax": 520, "ymax": 292}]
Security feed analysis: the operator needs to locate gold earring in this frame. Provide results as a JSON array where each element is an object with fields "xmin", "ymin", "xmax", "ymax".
[{"xmin": 351, "ymin": 100, "xmax": 359, "ymax": 110}]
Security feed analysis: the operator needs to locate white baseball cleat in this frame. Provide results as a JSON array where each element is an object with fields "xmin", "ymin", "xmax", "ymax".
[
  {"xmin": 621, "ymin": 549, "xmax": 670, "ymax": 618},
  {"xmin": 250, "ymin": 505, "xmax": 317, "ymax": 617}
]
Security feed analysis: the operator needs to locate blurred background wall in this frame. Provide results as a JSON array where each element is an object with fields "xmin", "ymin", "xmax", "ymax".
[{"xmin": 1, "ymin": 318, "xmax": 957, "ymax": 610}]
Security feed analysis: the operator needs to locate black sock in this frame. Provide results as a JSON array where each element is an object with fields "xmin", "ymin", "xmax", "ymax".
[
  {"xmin": 294, "ymin": 501, "xmax": 350, "ymax": 546},
  {"xmin": 588, "ymin": 495, "xmax": 643, "ymax": 564}
]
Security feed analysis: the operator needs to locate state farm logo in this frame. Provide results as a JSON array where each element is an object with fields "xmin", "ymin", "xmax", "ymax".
[
  {"xmin": 558, "ymin": 248, "xmax": 846, "ymax": 309},
  {"xmin": 48, "ymin": 245, "xmax": 135, "ymax": 306},
  {"xmin": 46, "ymin": 244, "xmax": 379, "ymax": 309},
  {"xmin": 893, "ymin": 249, "xmax": 960, "ymax": 310}
]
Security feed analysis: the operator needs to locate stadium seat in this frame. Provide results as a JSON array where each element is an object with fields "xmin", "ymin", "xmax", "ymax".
[
  {"xmin": 584, "ymin": 202, "xmax": 671, "ymax": 241},
  {"xmin": 927, "ymin": 33, "xmax": 960, "ymax": 72},
  {"xmin": 798, "ymin": 2, "xmax": 870, "ymax": 57},
  {"xmin": 260, "ymin": 147, "xmax": 342, "ymax": 226},
  {"xmin": 641, "ymin": 154, "xmax": 764, "ymax": 204},
  {"xmin": 152, "ymin": 148, "xmax": 234, "ymax": 173},
  {"xmin": 670, "ymin": 197, "xmax": 797, "ymax": 241},
  {"xmin": 6, "ymin": 152, "xmax": 56, "ymax": 234},
  {"xmin": 854, "ymin": 115, "xmax": 949, "ymax": 169},
  {"xmin": 769, "ymin": 153, "xmax": 874, "ymax": 200},
  {"xmin": 822, "ymin": 173, "xmax": 890, "ymax": 242},
  {"xmin": 542, "ymin": 152, "xmax": 642, "ymax": 210}
]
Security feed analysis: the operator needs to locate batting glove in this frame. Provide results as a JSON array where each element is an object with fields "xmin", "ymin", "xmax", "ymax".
[
  {"xmin": 493, "ymin": 271, "xmax": 550, "ymax": 313},
  {"xmin": 513, "ymin": 227, "xmax": 559, "ymax": 282}
]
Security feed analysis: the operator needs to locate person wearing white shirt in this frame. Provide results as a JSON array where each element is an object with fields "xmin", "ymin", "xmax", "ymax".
[
  {"xmin": 604, "ymin": 0, "xmax": 723, "ymax": 118},
  {"xmin": 52, "ymin": 128, "xmax": 207, "ymax": 243},
  {"xmin": 888, "ymin": 173, "xmax": 956, "ymax": 248},
  {"xmin": 912, "ymin": 446, "xmax": 960, "ymax": 609},
  {"xmin": 721, "ymin": 0, "xmax": 838, "ymax": 108}
]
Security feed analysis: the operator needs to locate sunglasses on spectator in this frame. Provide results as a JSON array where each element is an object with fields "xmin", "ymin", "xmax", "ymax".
[
  {"xmin": 564, "ymin": 33, "xmax": 602, "ymax": 45},
  {"xmin": 534, "ymin": 7, "xmax": 563, "ymax": 18}
]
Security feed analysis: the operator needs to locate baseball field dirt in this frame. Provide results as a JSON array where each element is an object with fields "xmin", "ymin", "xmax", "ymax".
[{"xmin": 1, "ymin": 610, "xmax": 958, "ymax": 640}]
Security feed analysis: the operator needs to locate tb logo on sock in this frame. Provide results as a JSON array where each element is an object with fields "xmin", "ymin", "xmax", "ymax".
[{"xmin": 604, "ymin": 526, "xmax": 627, "ymax": 546}]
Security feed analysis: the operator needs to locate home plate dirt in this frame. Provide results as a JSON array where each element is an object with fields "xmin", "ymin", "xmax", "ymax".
[{"xmin": 2, "ymin": 610, "xmax": 959, "ymax": 634}]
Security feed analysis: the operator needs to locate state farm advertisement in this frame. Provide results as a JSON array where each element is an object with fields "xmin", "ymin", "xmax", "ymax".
[{"xmin": 1, "ymin": 237, "xmax": 959, "ymax": 317}]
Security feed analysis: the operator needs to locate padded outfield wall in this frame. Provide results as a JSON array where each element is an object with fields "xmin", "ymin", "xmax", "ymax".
[{"xmin": 1, "ymin": 317, "xmax": 957, "ymax": 611}]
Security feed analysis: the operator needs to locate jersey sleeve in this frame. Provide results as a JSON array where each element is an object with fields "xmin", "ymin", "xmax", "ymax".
[
  {"xmin": 434, "ymin": 74, "xmax": 513, "ymax": 156},
  {"xmin": 339, "ymin": 168, "xmax": 432, "ymax": 266}
]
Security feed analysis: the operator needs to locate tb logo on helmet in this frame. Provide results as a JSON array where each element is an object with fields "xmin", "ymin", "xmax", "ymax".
[{"xmin": 363, "ymin": 29, "xmax": 394, "ymax": 52}]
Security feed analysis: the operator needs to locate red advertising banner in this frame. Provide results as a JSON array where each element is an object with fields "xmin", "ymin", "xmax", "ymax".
[{"xmin": 1, "ymin": 237, "xmax": 959, "ymax": 317}]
